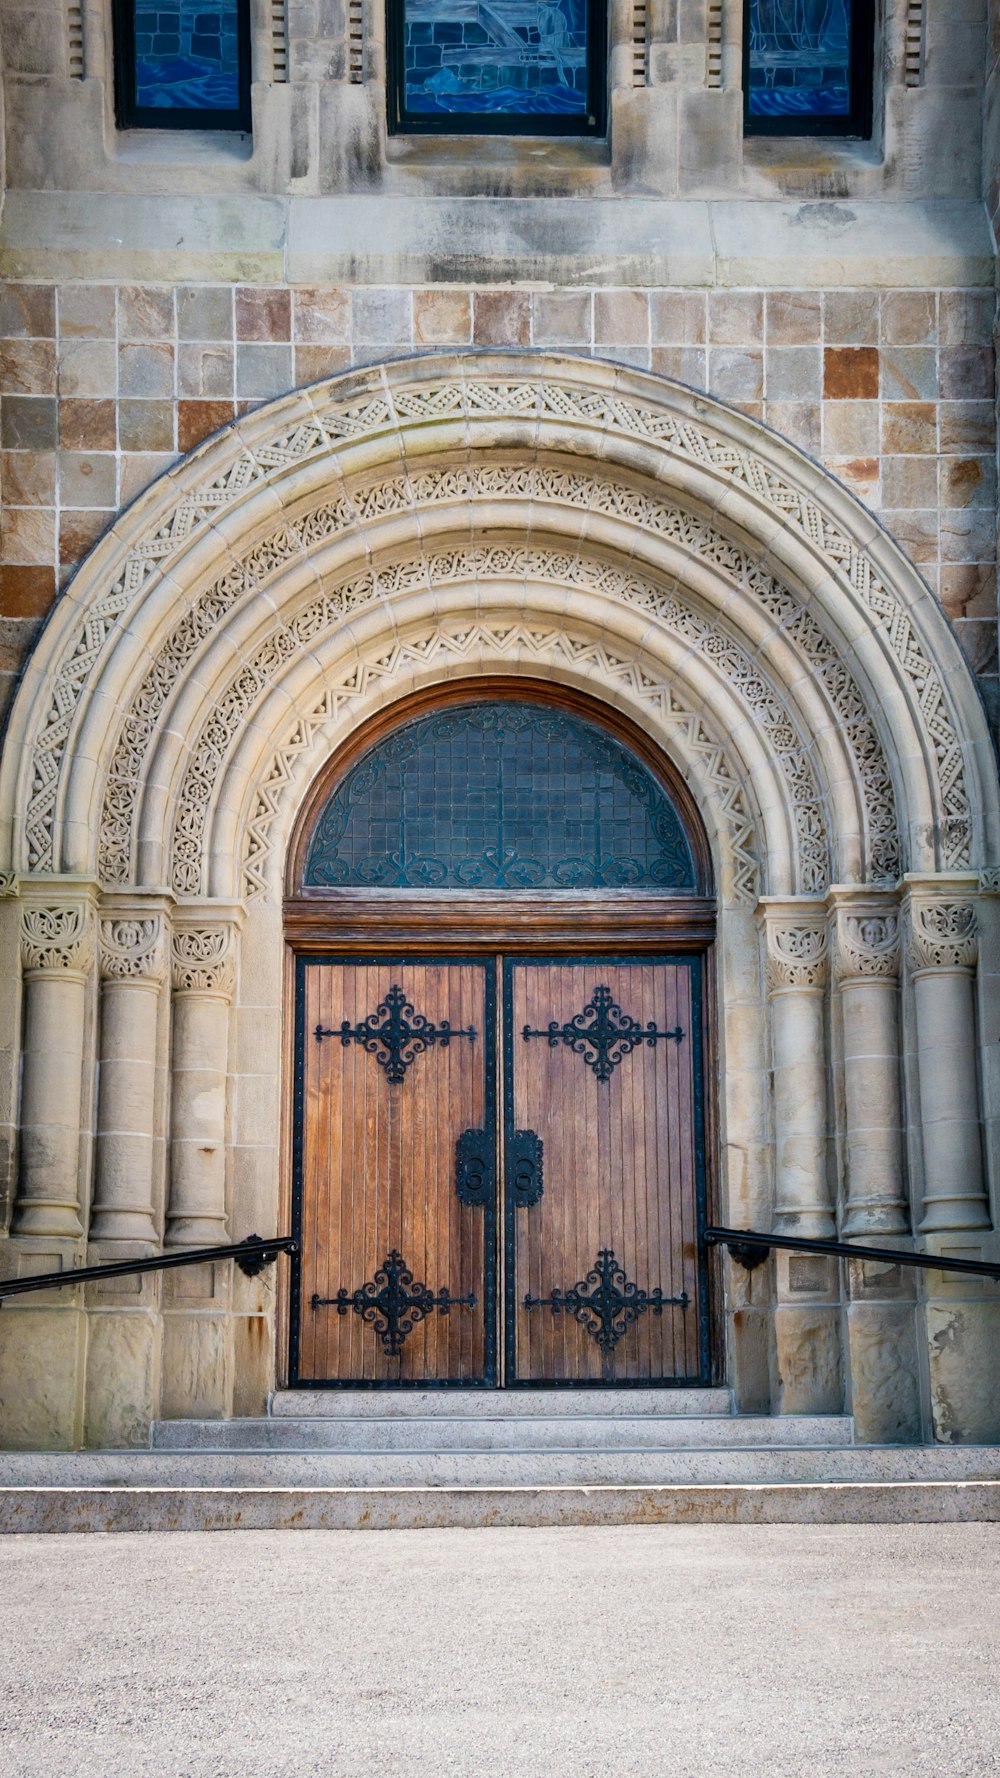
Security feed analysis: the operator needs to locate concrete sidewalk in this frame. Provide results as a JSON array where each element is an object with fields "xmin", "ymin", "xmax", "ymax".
[{"xmin": 1, "ymin": 1524, "xmax": 997, "ymax": 1777}]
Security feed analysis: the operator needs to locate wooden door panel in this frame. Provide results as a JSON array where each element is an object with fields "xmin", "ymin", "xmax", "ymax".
[
  {"xmin": 293, "ymin": 958, "xmax": 495, "ymax": 1385},
  {"xmin": 506, "ymin": 958, "xmax": 706, "ymax": 1385}
]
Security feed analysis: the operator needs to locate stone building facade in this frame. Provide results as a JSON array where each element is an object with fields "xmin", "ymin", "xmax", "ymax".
[{"xmin": 0, "ymin": 0, "xmax": 998, "ymax": 1451}]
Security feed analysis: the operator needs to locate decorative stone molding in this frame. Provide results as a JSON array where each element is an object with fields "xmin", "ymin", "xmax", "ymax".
[
  {"xmin": 20, "ymin": 902, "xmax": 94, "ymax": 975},
  {"xmin": 979, "ymin": 868, "xmax": 1000, "ymax": 894},
  {"xmin": 236, "ymin": 619, "xmax": 762, "ymax": 904},
  {"xmin": 0, "ymin": 873, "xmax": 18, "ymax": 897},
  {"xmin": 764, "ymin": 918, "xmax": 830, "ymax": 991},
  {"xmin": 169, "ymin": 548, "xmax": 826, "ymax": 900},
  {"xmin": 907, "ymin": 901, "xmax": 979, "ymax": 972},
  {"xmin": 170, "ymin": 925, "xmax": 237, "ymax": 996},
  {"xmin": 99, "ymin": 916, "xmax": 166, "ymax": 982},
  {"xmin": 98, "ymin": 465, "xmax": 896, "ymax": 891},
  {"xmin": 834, "ymin": 911, "xmax": 901, "ymax": 982},
  {"xmin": 11, "ymin": 362, "xmax": 974, "ymax": 891}
]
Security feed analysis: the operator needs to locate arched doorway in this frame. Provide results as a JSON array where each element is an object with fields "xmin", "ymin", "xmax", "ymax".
[{"xmin": 284, "ymin": 683, "xmax": 716, "ymax": 1389}]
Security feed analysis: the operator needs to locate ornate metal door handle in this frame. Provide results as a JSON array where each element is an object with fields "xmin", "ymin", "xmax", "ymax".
[
  {"xmin": 507, "ymin": 1128, "xmax": 543, "ymax": 1207},
  {"xmin": 455, "ymin": 1128, "xmax": 493, "ymax": 1207}
]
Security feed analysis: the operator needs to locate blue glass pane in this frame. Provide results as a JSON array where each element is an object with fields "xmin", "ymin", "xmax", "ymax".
[
  {"xmin": 403, "ymin": 0, "xmax": 589, "ymax": 117},
  {"xmin": 747, "ymin": 0, "xmax": 851, "ymax": 117},
  {"xmin": 304, "ymin": 702, "xmax": 696, "ymax": 890},
  {"xmin": 134, "ymin": 0, "xmax": 241, "ymax": 110}
]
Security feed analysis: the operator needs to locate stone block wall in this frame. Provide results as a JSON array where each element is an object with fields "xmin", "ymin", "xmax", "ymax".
[{"xmin": 0, "ymin": 275, "xmax": 996, "ymax": 736}]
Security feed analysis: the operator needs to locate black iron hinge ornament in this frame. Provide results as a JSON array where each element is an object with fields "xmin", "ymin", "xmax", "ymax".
[
  {"xmin": 311, "ymin": 1249, "xmax": 476, "ymax": 1357},
  {"xmin": 316, "ymin": 983, "xmax": 476, "ymax": 1083},
  {"xmin": 524, "ymin": 1247, "xmax": 688, "ymax": 1353},
  {"xmin": 522, "ymin": 983, "xmax": 683, "ymax": 1082},
  {"xmin": 508, "ymin": 1128, "xmax": 544, "ymax": 1207},
  {"xmin": 455, "ymin": 1128, "xmax": 493, "ymax": 1208}
]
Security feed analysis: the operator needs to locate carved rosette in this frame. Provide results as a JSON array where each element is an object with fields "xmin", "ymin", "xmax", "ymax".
[
  {"xmin": 834, "ymin": 911, "xmax": 901, "ymax": 983},
  {"xmin": 170, "ymin": 924, "xmax": 237, "ymax": 996},
  {"xmin": 764, "ymin": 920, "xmax": 829, "ymax": 992},
  {"xmin": 99, "ymin": 915, "xmax": 166, "ymax": 983},
  {"xmin": 20, "ymin": 903, "xmax": 94, "ymax": 976},
  {"xmin": 907, "ymin": 901, "xmax": 978, "ymax": 972}
]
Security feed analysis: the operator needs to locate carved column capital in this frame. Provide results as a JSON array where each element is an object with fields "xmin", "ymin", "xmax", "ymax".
[
  {"xmin": 831, "ymin": 897, "xmax": 901, "ymax": 984},
  {"xmin": 762, "ymin": 911, "xmax": 829, "ymax": 991},
  {"xmin": 170, "ymin": 922, "xmax": 237, "ymax": 996},
  {"xmin": 100, "ymin": 913, "xmax": 167, "ymax": 984},
  {"xmin": 906, "ymin": 899, "xmax": 978, "ymax": 972},
  {"xmin": 20, "ymin": 901, "xmax": 95, "ymax": 976}
]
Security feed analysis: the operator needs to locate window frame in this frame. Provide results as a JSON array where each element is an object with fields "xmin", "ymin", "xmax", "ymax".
[
  {"xmin": 742, "ymin": 0, "xmax": 874, "ymax": 139},
  {"xmin": 112, "ymin": 0, "xmax": 252, "ymax": 132},
  {"xmin": 386, "ymin": 0, "xmax": 608, "ymax": 138}
]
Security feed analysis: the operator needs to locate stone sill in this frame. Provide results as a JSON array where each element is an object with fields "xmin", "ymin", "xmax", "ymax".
[
  {"xmin": 112, "ymin": 128, "xmax": 254, "ymax": 168},
  {"xmin": 385, "ymin": 132, "xmax": 612, "ymax": 198}
]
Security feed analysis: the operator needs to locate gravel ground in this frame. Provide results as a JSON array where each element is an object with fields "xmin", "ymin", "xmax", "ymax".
[{"xmin": 1, "ymin": 1523, "xmax": 998, "ymax": 1778}]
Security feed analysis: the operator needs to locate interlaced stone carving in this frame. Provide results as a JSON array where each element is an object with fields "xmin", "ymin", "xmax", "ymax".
[
  {"xmin": 0, "ymin": 874, "xmax": 18, "ymax": 897},
  {"xmin": 20, "ymin": 904, "xmax": 94, "ymax": 974},
  {"xmin": 168, "ymin": 543, "xmax": 826, "ymax": 899},
  {"xmin": 764, "ymin": 919, "xmax": 830, "ymax": 990},
  {"xmin": 99, "ymin": 916, "xmax": 166, "ymax": 982},
  {"xmin": 241, "ymin": 622, "xmax": 762, "ymax": 902},
  {"xmin": 170, "ymin": 925, "xmax": 237, "ymax": 995},
  {"xmin": 24, "ymin": 373, "xmax": 966, "ymax": 884},
  {"xmin": 835, "ymin": 912, "xmax": 901, "ymax": 981},
  {"xmin": 980, "ymin": 868, "xmax": 1000, "ymax": 894},
  {"xmin": 99, "ymin": 464, "xmax": 895, "ymax": 890},
  {"xmin": 907, "ymin": 901, "xmax": 979, "ymax": 971}
]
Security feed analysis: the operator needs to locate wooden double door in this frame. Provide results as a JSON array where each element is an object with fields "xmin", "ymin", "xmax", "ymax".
[{"xmin": 290, "ymin": 954, "xmax": 710, "ymax": 1388}]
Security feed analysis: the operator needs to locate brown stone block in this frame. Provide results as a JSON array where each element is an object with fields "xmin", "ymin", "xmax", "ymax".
[
  {"xmin": 0, "ymin": 339, "xmax": 56, "ymax": 395},
  {"xmin": 881, "ymin": 509, "xmax": 938, "ymax": 564},
  {"xmin": 58, "ymin": 451, "xmax": 117, "ymax": 508},
  {"xmin": 880, "ymin": 291, "xmax": 937, "ymax": 345},
  {"xmin": 940, "ymin": 507, "xmax": 997, "ymax": 564},
  {"xmin": 765, "ymin": 346, "xmax": 821, "ymax": 401},
  {"xmin": 293, "ymin": 287, "xmax": 350, "ymax": 345},
  {"xmin": 823, "ymin": 347, "xmax": 879, "ymax": 399},
  {"xmin": 879, "ymin": 347, "xmax": 936, "ymax": 401},
  {"xmin": 413, "ymin": 288, "xmax": 473, "ymax": 346},
  {"xmin": 707, "ymin": 291, "xmax": 762, "ymax": 345},
  {"xmin": 119, "ymin": 285, "xmax": 175, "ymax": 340},
  {"xmin": 58, "ymin": 339, "xmax": 117, "ymax": 398},
  {"xmin": 765, "ymin": 291, "xmax": 821, "ymax": 344},
  {"xmin": 763, "ymin": 400, "xmax": 821, "ymax": 454},
  {"xmin": 939, "ymin": 401, "xmax": 995, "ymax": 454},
  {"xmin": 57, "ymin": 285, "xmax": 117, "ymax": 340},
  {"xmin": 0, "ymin": 564, "xmax": 56, "ymax": 618},
  {"xmin": 881, "ymin": 454, "xmax": 938, "ymax": 508},
  {"xmin": 822, "ymin": 400, "xmax": 879, "ymax": 456},
  {"xmin": 939, "ymin": 290, "xmax": 994, "ymax": 346},
  {"xmin": 651, "ymin": 347, "xmax": 707, "ymax": 388},
  {"xmin": 294, "ymin": 346, "xmax": 352, "ymax": 385},
  {"xmin": 0, "ymin": 284, "xmax": 55, "ymax": 339},
  {"xmin": 177, "ymin": 286, "xmax": 233, "ymax": 342},
  {"xmin": 1, "ymin": 396, "xmax": 57, "ymax": 451},
  {"xmin": 880, "ymin": 402, "xmax": 937, "ymax": 454},
  {"xmin": 828, "ymin": 457, "xmax": 880, "ymax": 501},
  {"xmin": 177, "ymin": 400, "xmax": 237, "ymax": 453},
  {"xmin": 707, "ymin": 347, "xmax": 763, "ymax": 403},
  {"xmin": 939, "ymin": 346, "xmax": 995, "ymax": 400},
  {"xmin": 118, "ymin": 342, "xmax": 175, "ymax": 399},
  {"xmin": 1, "ymin": 449, "xmax": 55, "ymax": 504},
  {"xmin": 953, "ymin": 619, "xmax": 999, "ymax": 674},
  {"xmin": 120, "ymin": 453, "xmax": 176, "ymax": 503},
  {"xmin": 177, "ymin": 343, "xmax": 234, "ymax": 399},
  {"xmin": 594, "ymin": 289, "xmax": 650, "ymax": 347},
  {"xmin": 823, "ymin": 290, "xmax": 878, "ymax": 345},
  {"xmin": 59, "ymin": 508, "xmax": 112, "ymax": 567},
  {"xmin": 649, "ymin": 292, "xmax": 705, "ymax": 345},
  {"xmin": 236, "ymin": 286, "xmax": 292, "ymax": 343},
  {"xmin": 2, "ymin": 504, "xmax": 56, "ymax": 565},
  {"xmin": 941, "ymin": 455, "xmax": 996, "ymax": 509},
  {"xmin": 939, "ymin": 563, "xmax": 997, "ymax": 622},
  {"xmin": 59, "ymin": 399, "xmax": 117, "ymax": 452},
  {"xmin": 118, "ymin": 399, "xmax": 175, "ymax": 453},
  {"xmin": 473, "ymin": 291, "xmax": 530, "ymax": 347}
]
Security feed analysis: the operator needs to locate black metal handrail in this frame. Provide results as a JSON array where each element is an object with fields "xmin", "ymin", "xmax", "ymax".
[
  {"xmin": 0, "ymin": 1234, "xmax": 298, "ymax": 1305},
  {"xmin": 704, "ymin": 1225, "xmax": 1000, "ymax": 1281}
]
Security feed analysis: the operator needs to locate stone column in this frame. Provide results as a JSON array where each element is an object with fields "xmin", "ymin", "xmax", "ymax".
[
  {"xmin": 905, "ymin": 891, "xmax": 989, "ymax": 1233},
  {"xmin": 12, "ymin": 885, "xmax": 96, "ymax": 1238},
  {"xmin": 762, "ymin": 903, "xmax": 834, "ymax": 1238},
  {"xmin": 89, "ymin": 907, "xmax": 167, "ymax": 1246},
  {"xmin": 166, "ymin": 915, "xmax": 238, "ymax": 1247},
  {"xmin": 831, "ymin": 893, "xmax": 909, "ymax": 1237}
]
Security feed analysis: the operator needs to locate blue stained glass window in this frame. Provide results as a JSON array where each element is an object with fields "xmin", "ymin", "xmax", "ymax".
[
  {"xmin": 303, "ymin": 702, "xmax": 696, "ymax": 891},
  {"xmin": 114, "ymin": 0, "xmax": 250, "ymax": 129},
  {"xmin": 745, "ymin": 0, "xmax": 872, "ymax": 135},
  {"xmin": 389, "ymin": 0, "xmax": 605, "ymax": 135}
]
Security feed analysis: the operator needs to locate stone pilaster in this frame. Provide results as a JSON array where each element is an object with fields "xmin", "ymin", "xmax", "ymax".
[
  {"xmin": 166, "ymin": 910, "xmax": 239, "ymax": 1247},
  {"xmin": 830, "ymin": 890, "xmax": 908, "ymax": 1237},
  {"xmin": 89, "ymin": 902, "xmax": 168, "ymax": 1246},
  {"xmin": 904, "ymin": 885, "xmax": 989, "ymax": 1234},
  {"xmin": 11, "ymin": 880, "xmax": 97, "ymax": 1239},
  {"xmin": 761, "ymin": 901, "xmax": 834, "ymax": 1238}
]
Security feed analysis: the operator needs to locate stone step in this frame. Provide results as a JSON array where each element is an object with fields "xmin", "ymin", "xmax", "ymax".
[
  {"xmin": 152, "ymin": 1413, "xmax": 855, "ymax": 1452},
  {"xmin": 269, "ymin": 1387, "xmax": 733, "ymax": 1418},
  {"xmin": 1, "ymin": 1481, "xmax": 998, "ymax": 1533},
  {"xmin": 1, "ymin": 1445, "xmax": 998, "ymax": 1489}
]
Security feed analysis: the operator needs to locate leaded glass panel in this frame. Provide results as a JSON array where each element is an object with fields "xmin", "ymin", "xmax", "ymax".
[
  {"xmin": 745, "ymin": 0, "xmax": 872, "ymax": 135},
  {"xmin": 114, "ymin": 0, "xmax": 250, "ymax": 129},
  {"xmin": 388, "ymin": 0, "xmax": 605, "ymax": 135},
  {"xmin": 304, "ymin": 702, "xmax": 695, "ymax": 891}
]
